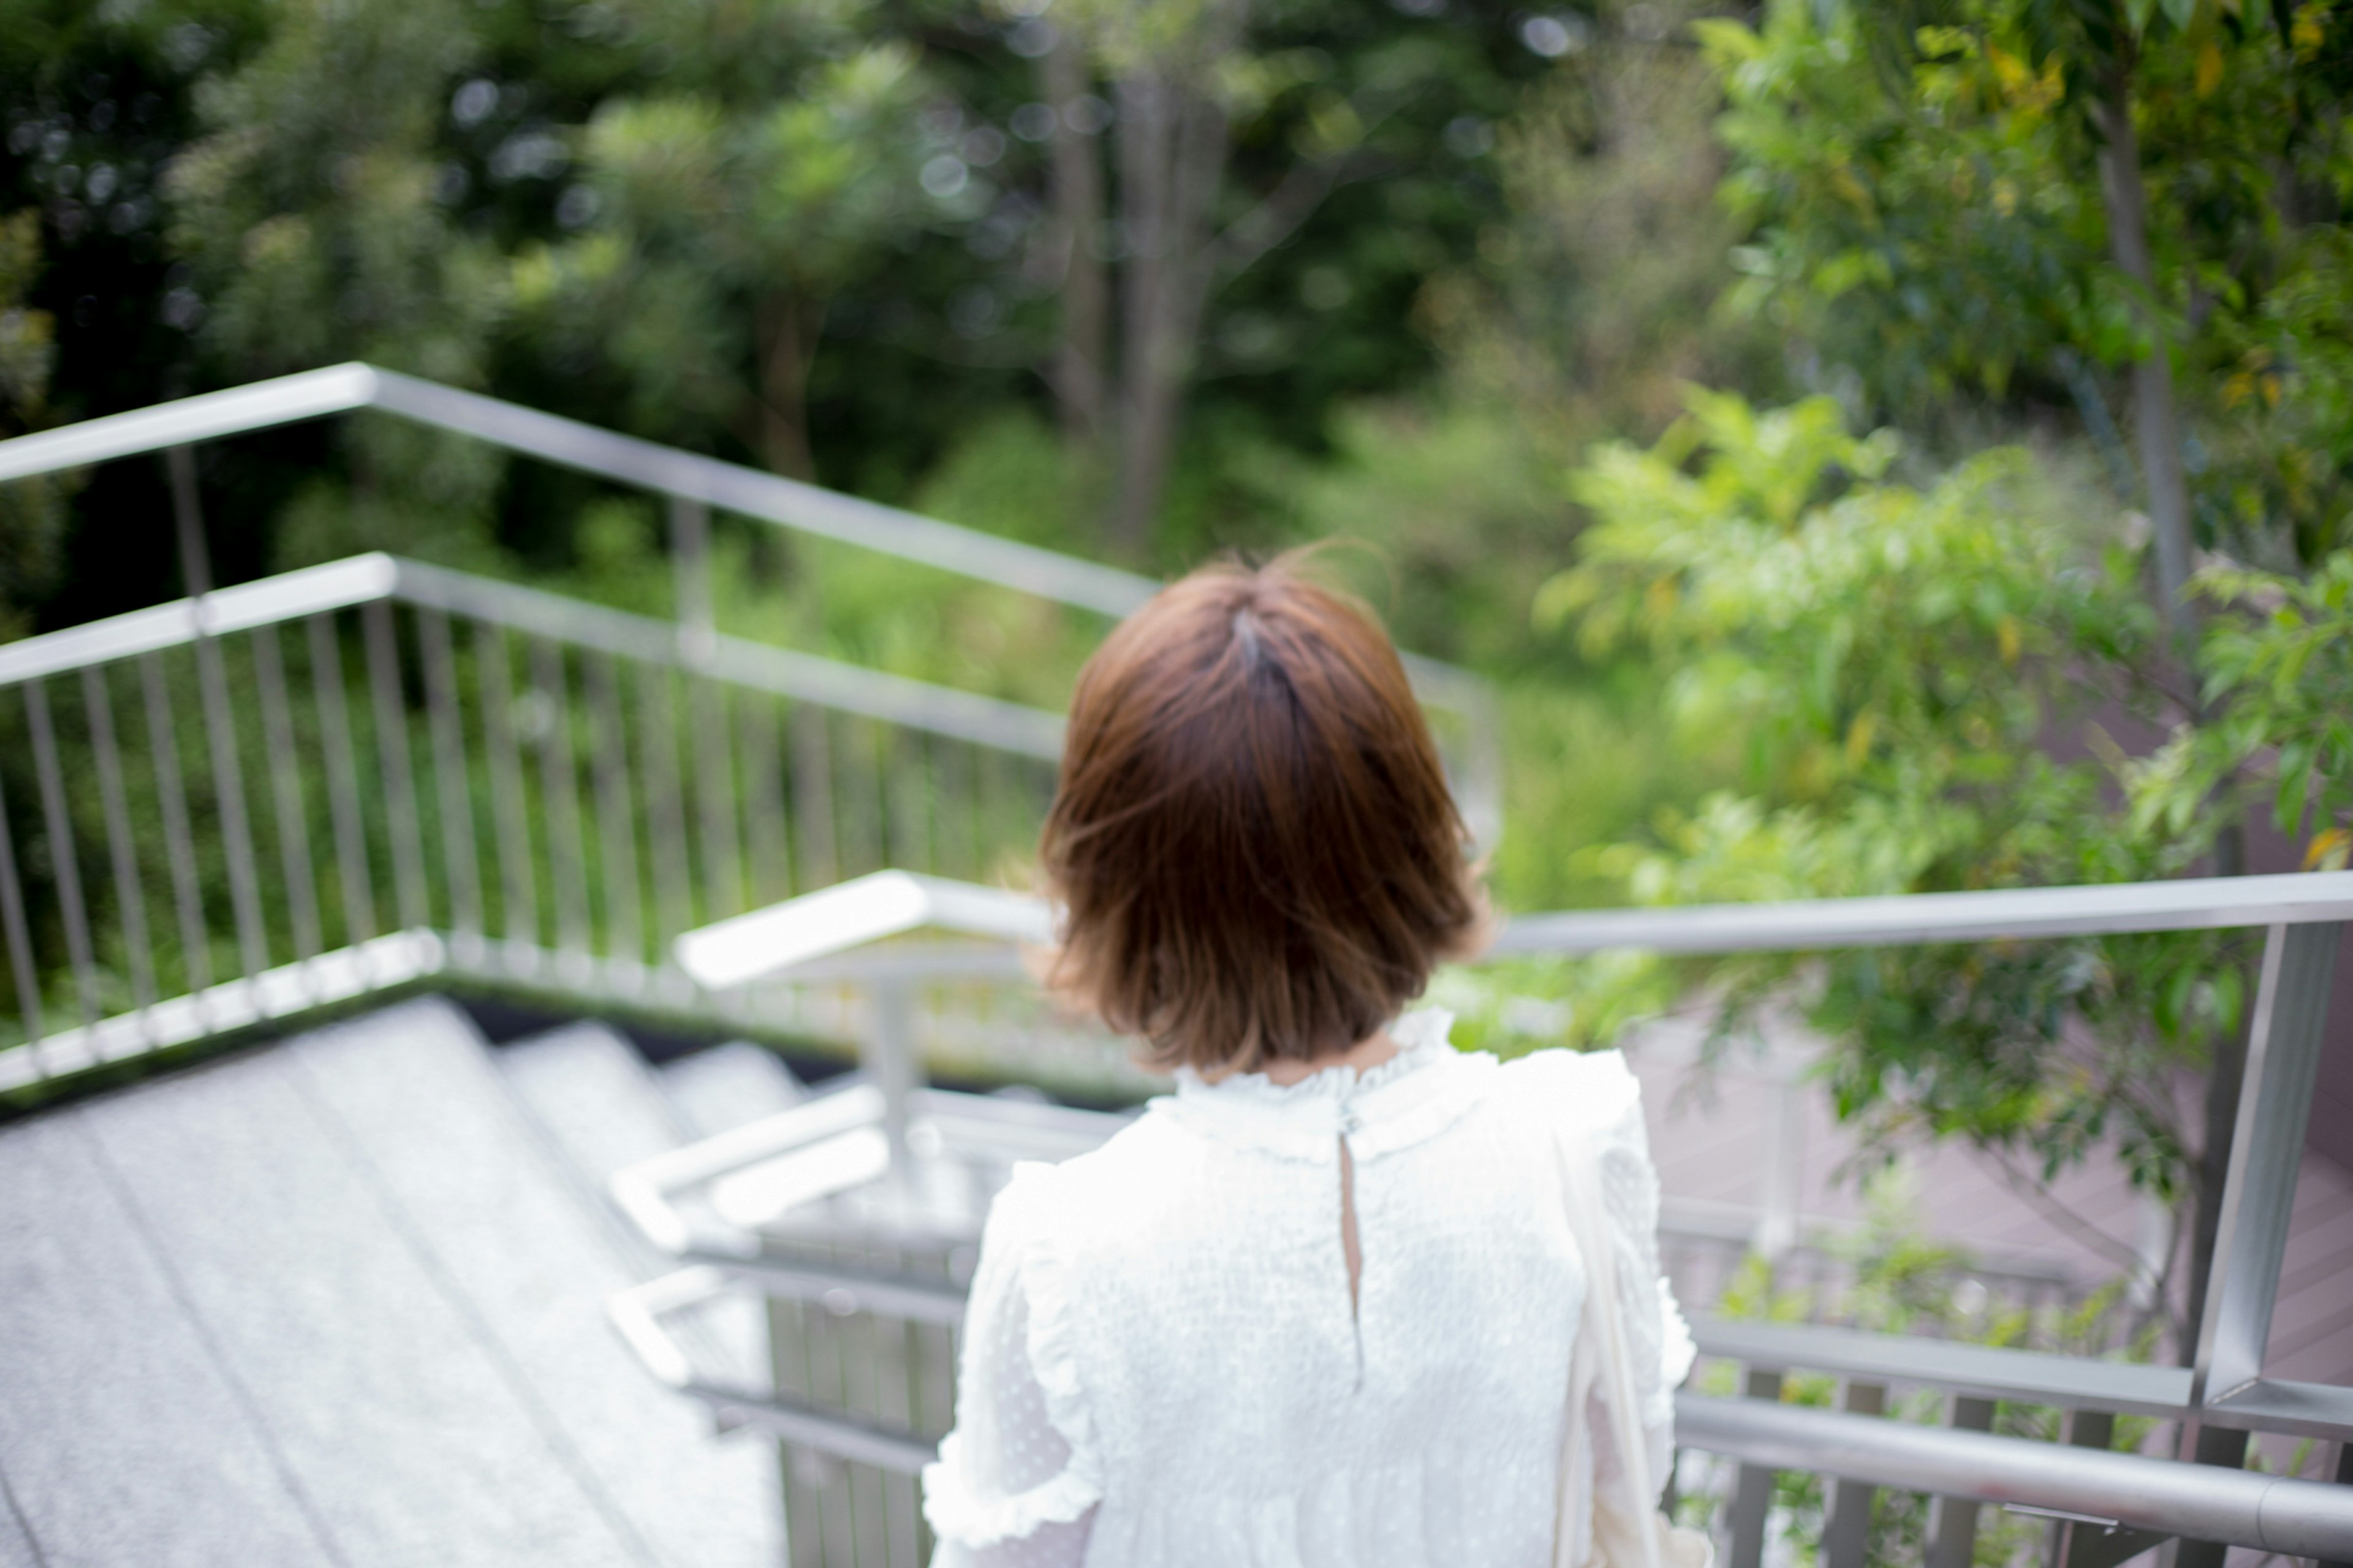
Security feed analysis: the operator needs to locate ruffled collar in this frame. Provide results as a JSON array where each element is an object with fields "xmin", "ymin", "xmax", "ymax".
[{"xmin": 1149, "ymin": 1009, "xmax": 1496, "ymax": 1162}]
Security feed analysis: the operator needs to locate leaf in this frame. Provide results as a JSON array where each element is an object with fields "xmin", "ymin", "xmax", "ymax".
[
  {"xmin": 2195, "ymin": 38, "xmax": 2224, "ymax": 94},
  {"xmin": 2306, "ymin": 827, "xmax": 2353, "ymax": 873}
]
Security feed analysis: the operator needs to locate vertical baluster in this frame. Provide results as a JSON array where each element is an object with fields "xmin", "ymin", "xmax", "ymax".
[
  {"xmin": 841, "ymin": 717, "xmax": 882, "ymax": 876},
  {"xmin": 739, "ymin": 693, "xmax": 792, "ymax": 904},
  {"xmin": 884, "ymin": 730, "xmax": 932, "ymax": 874},
  {"xmin": 193, "ymin": 623, "xmax": 268, "ymax": 981},
  {"xmin": 0, "ymin": 763, "xmax": 47, "ymax": 1058},
  {"xmin": 362, "ymin": 602, "xmax": 429, "ymax": 930},
  {"xmin": 529, "ymin": 639, "xmax": 592, "ymax": 958},
  {"xmin": 1726, "ymin": 1366, "xmax": 1783, "ymax": 1568},
  {"xmin": 248, "ymin": 626, "xmax": 322, "ymax": 964},
  {"xmin": 2050, "ymin": 1409, "xmax": 2176, "ymax": 1568},
  {"xmin": 416, "ymin": 609, "xmax": 483, "ymax": 940},
  {"xmin": 142, "ymin": 652, "xmax": 214, "ymax": 1001},
  {"xmin": 1923, "ymin": 1396, "xmax": 1993, "ymax": 1568},
  {"xmin": 474, "ymin": 621, "xmax": 537, "ymax": 949},
  {"xmin": 585, "ymin": 653, "xmax": 642, "ymax": 969},
  {"xmin": 933, "ymin": 740, "xmax": 974, "ymax": 881},
  {"xmin": 638, "ymin": 664, "xmax": 694, "ymax": 947},
  {"xmin": 25, "ymin": 680, "xmax": 102, "ymax": 1031},
  {"xmin": 691, "ymin": 675, "xmax": 743, "ymax": 919},
  {"xmin": 306, "ymin": 616, "xmax": 376, "ymax": 947},
  {"xmin": 81, "ymin": 666, "xmax": 157, "ymax": 1037},
  {"xmin": 1821, "ymin": 1380, "xmax": 1885, "ymax": 1568},
  {"xmin": 792, "ymin": 703, "xmax": 838, "ymax": 890},
  {"xmin": 169, "ymin": 445, "xmax": 263, "ymax": 982}
]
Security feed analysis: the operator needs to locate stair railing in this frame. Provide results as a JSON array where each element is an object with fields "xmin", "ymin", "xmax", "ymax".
[{"xmin": 617, "ymin": 868, "xmax": 2353, "ymax": 1568}]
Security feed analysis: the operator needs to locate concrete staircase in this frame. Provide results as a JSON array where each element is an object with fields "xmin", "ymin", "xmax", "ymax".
[{"xmin": 0, "ymin": 996, "xmax": 807, "ymax": 1568}]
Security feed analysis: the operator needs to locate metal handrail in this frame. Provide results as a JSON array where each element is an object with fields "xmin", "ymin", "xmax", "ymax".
[
  {"xmin": 635, "ymin": 865, "xmax": 2352, "ymax": 1568},
  {"xmin": 1488, "ymin": 871, "xmax": 2353, "ymax": 953},
  {"xmin": 0, "ymin": 553, "xmax": 1066, "ymax": 757},
  {"xmin": 0, "ymin": 364, "xmax": 1502, "ymax": 839},
  {"xmin": 602, "ymin": 1273, "xmax": 2353, "ymax": 1554}
]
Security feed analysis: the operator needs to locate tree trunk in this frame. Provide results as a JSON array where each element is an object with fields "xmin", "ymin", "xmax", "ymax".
[
  {"xmin": 2094, "ymin": 56, "xmax": 2197, "ymax": 649},
  {"xmin": 756, "ymin": 289, "xmax": 822, "ymax": 481},
  {"xmin": 1107, "ymin": 68, "xmax": 1229, "ymax": 555},
  {"xmin": 1044, "ymin": 32, "xmax": 1110, "ymax": 450}
]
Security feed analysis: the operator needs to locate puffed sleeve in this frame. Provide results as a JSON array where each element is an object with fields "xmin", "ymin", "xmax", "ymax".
[
  {"xmin": 1586, "ymin": 1053, "xmax": 1697, "ymax": 1491},
  {"xmin": 923, "ymin": 1167, "xmax": 1101, "ymax": 1567},
  {"xmin": 1512, "ymin": 1047, "xmax": 1696, "ymax": 1498}
]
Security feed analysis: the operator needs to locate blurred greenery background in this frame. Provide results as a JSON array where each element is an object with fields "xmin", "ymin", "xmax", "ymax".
[{"xmin": 7, "ymin": 0, "xmax": 2353, "ymax": 1395}]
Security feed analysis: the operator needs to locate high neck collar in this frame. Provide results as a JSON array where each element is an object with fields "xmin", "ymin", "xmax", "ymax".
[{"xmin": 1151, "ymin": 1010, "xmax": 1494, "ymax": 1162}]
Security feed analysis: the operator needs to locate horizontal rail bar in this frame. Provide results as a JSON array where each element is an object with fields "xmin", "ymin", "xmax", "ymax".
[
  {"xmin": 390, "ymin": 560, "xmax": 1066, "ymax": 758},
  {"xmin": 0, "ymin": 553, "xmax": 1065, "ymax": 756},
  {"xmin": 675, "ymin": 872, "xmax": 2353, "ymax": 987},
  {"xmin": 2203, "ymin": 1378, "xmax": 2353, "ymax": 1442},
  {"xmin": 1487, "ymin": 872, "xmax": 2353, "ymax": 954},
  {"xmin": 0, "ymin": 365, "xmax": 1155, "ymax": 616},
  {"xmin": 0, "ymin": 368, "xmax": 1489, "ymax": 719},
  {"xmin": 0, "ymin": 364, "xmax": 381, "ymax": 480},
  {"xmin": 1675, "ymin": 1392, "xmax": 2353, "ymax": 1558},
  {"xmin": 1688, "ymin": 1316, "xmax": 2194, "ymax": 1418},
  {"xmin": 608, "ymin": 1267, "xmax": 944, "ymax": 1471},
  {"xmin": 690, "ymin": 1387, "xmax": 942, "ymax": 1474},
  {"xmin": 686, "ymin": 1251, "xmax": 971, "ymax": 1326},
  {"xmin": 0, "ymin": 555, "xmax": 399, "ymax": 685},
  {"xmin": 0, "ymin": 930, "xmax": 444, "ymax": 1093}
]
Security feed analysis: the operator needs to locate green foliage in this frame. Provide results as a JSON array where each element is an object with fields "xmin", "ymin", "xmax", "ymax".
[
  {"xmin": 165, "ymin": 0, "xmax": 515, "ymax": 569},
  {"xmin": 1703, "ymin": 0, "xmax": 2353, "ymax": 563},
  {"xmin": 1498, "ymin": 392, "xmax": 2248, "ymax": 1325},
  {"xmin": 2132, "ymin": 548, "xmax": 2353, "ymax": 867},
  {"xmin": 0, "ymin": 206, "xmax": 69, "ymax": 638},
  {"xmin": 1690, "ymin": 1178, "xmax": 2161, "ymax": 1567}
]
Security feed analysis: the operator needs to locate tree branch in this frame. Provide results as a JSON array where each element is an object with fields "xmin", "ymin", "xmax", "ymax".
[{"xmin": 1205, "ymin": 91, "xmax": 1415, "ymax": 282}]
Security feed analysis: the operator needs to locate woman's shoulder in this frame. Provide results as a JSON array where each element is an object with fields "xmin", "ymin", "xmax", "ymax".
[
  {"xmin": 1490, "ymin": 1045, "xmax": 1645, "ymax": 1137},
  {"xmin": 983, "ymin": 1111, "xmax": 1200, "ymax": 1243}
]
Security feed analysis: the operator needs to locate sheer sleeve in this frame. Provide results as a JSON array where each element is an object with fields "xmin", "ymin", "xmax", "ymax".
[
  {"xmin": 923, "ymin": 1170, "xmax": 1101, "ymax": 1567},
  {"xmin": 1589, "ymin": 1066, "xmax": 1697, "ymax": 1492}
]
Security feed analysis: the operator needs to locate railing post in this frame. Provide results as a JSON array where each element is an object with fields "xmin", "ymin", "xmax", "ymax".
[
  {"xmin": 1821, "ymin": 1380, "xmax": 1885, "ymax": 1568},
  {"xmin": 2323, "ymin": 1441, "xmax": 2353, "ymax": 1568},
  {"xmin": 867, "ymin": 978, "xmax": 917, "ymax": 1192},
  {"xmin": 1925, "ymin": 1395, "xmax": 1992, "ymax": 1568},
  {"xmin": 2191, "ymin": 920, "xmax": 2341, "ymax": 1404},
  {"xmin": 670, "ymin": 495, "xmax": 716, "ymax": 661},
  {"xmin": 1726, "ymin": 1366, "xmax": 1783, "ymax": 1568}
]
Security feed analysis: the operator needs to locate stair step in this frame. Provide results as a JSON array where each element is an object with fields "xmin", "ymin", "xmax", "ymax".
[
  {"xmin": 61, "ymin": 998, "xmax": 652, "ymax": 1568},
  {"xmin": 656, "ymin": 1040, "xmax": 806, "ymax": 1138},
  {"xmin": 288, "ymin": 998, "xmax": 779, "ymax": 1568},
  {"xmin": 491, "ymin": 1020, "xmax": 774, "ymax": 1391},
  {"xmin": 0, "ymin": 1106, "xmax": 338, "ymax": 1567}
]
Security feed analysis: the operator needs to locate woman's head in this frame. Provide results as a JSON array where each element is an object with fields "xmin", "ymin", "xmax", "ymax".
[{"xmin": 1040, "ymin": 554, "xmax": 1484, "ymax": 1074}]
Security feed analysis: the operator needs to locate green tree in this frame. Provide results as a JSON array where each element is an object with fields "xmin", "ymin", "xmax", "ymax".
[
  {"xmin": 0, "ymin": 208, "xmax": 70, "ymax": 638},
  {"xmin": 1536, "ymin": 392, "xmax": 2248, "ymax": 1345},
  {"xmin": 516, "ymin": 0, "xmax": 926, "ymax": 480},
  {"xmin": 1703, "ymin": 0, "xmax": 2353, "ymax": 632},
  {"xmin": 165, "ymin": 0, "xmax": 513, "ymax": 567}
]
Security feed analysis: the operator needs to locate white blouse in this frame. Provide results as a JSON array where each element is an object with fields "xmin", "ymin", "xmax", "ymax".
[{"xmin": 921, "ymin": 1010, "xmax": 1696, "ymax": 1568}]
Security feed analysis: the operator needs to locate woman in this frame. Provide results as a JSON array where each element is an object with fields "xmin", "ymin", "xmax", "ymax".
[{"xmin": 922, "ymin": 557, "xmax": 1695, "ymax": 1567}]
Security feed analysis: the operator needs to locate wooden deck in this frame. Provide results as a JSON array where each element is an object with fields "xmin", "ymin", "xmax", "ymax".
[{"xmin": 1618, "ymin": 1012, "xmax": 2353, "ymax": 1390}]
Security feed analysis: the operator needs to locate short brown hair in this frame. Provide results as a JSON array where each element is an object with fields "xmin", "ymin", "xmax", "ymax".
[{"xmin": 1040, "ymin": 555, "xmax": 1484, "ymax": 1074}]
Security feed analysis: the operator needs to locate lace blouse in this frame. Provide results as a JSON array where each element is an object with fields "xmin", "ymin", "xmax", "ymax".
[{"xmin": 921, "ymin": 1010, "xmax": 1696, "ymax": 1567}]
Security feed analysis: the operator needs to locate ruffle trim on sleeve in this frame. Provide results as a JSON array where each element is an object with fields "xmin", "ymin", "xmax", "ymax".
[
  {"xmin": 922, "ymin": 1432, "xmax": 1103, "ymax": 1549},
  {"xmin": 1018, "ymin": 1184, "xmax": 1104, "ymax": 1499}
]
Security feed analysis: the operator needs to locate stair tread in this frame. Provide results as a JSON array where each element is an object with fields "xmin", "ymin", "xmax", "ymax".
[
  {"xmin": 657, "ymin": 1040, "xmax": 806, "ymax": 1139},
  {"xmin": 0, "ymin": 1108, "xmax": 338, "ymax": 1567}
]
